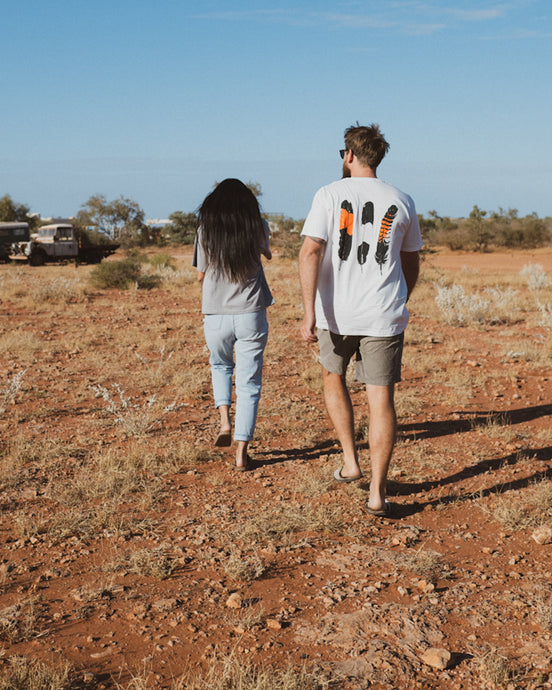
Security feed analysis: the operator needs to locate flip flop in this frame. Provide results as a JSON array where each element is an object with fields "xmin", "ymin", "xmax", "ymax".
[
  {"xmin": 365, "ymin": 500, "xmax": 392, "ymax": 517},
  {"xmin": 333, "ymin": 467, "xmax": 363, "ymax": 483},
  {"xmin": 214, "ymin": 430, "xmax": 231, "ymax": 447}
]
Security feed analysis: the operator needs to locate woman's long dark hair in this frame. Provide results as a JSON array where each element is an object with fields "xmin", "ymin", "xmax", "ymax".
[{"xmin": 198, "ymin": 179, "xmax": 263, "ymax": 283}]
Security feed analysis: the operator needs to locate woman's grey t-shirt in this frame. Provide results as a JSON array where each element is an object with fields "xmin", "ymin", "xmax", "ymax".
[{"xmin": 192, "ymin": 220, "xmax": 274, "ymax": 315}]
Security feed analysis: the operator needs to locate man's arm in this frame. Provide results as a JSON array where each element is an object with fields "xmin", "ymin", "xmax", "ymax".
[
  {"xmin": 299, "ymin": 236, "xmax": 325, "ymax": 342},
  {"xmin": 197, "ymin": 271, "xmax": 205, "ymax": 284},
  {"xmin": 400, "ymin": 250, "xmax": 420, "ymax": 302}
]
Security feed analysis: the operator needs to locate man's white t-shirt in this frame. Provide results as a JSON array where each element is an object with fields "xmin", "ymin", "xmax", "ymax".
[{"xmin": 301, "ymin": 177, "xmax": 423, "ymax": 336}]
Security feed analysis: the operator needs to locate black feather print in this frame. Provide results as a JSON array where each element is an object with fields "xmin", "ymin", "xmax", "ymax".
[
  {"xmin": 375, "ymin": 205, "xmax": 398, "ymax": 270},
  {"xmin": 357, "ymin": 242, "xmax": 369, "ymax": 265},
  {"xmin": 362, "ymin": 201, "xmax": 374, "ymax": 225},
  {"xmin": 357, "ymin": 201, "xmax": 373, "ymax": 267}
]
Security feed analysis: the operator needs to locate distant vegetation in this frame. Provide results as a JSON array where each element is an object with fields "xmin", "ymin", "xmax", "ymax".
[
  {"xmin": 1, "ymin": 192, "xmax": 551, "ymax": 253},
  {"xmin": 419, "ymin": 206, "xmax": 552, "ymax": 251}
]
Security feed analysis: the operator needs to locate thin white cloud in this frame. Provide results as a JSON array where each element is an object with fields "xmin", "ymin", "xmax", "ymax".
[{"xmin": 193, "ymin": 1, "xmax": 547, "ymax": 38}]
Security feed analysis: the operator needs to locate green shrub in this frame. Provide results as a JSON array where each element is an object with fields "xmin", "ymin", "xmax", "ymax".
[
  {"xmin": 149, "ymin": 253, "xmax": 176, "ymax": 270},
  {"xmin": 136, "ymin": 274, "xmax": 162, "ymax": 290},
  {"xmin": 89, "ymin": 259, "xmax": 142, "ymax": 289}
]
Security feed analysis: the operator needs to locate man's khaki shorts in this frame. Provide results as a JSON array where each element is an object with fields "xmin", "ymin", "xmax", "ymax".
[{"xmin": 317, "ymin": 329, "xmax": 404, "ymax": 385}]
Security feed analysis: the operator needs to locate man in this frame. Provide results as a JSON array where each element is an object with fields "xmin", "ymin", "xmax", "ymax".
[{"xmin": 299, "ymin": 123, "xmax": 422, "ymax": 516}]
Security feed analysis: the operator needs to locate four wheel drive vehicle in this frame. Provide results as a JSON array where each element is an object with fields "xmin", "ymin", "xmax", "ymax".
[
  {"xmin": 0, "ymin": 222, "xmax": 30, "ymax": 262},
  {"xmin": 10, "ymin": 224, "xmax": 120, "ymax": 265}
]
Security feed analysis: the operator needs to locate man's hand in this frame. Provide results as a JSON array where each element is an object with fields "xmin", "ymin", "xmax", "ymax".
[{"xmin": 301, "ymin": 313, "xmax": 318, "ymax": 343}]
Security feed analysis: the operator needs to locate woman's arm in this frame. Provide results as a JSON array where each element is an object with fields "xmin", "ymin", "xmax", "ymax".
[{"xmin": 261, "ymin": 220, "xmax": 272, "ymax": 260}]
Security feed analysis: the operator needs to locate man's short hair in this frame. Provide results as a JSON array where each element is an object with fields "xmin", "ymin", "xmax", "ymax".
[{"xmin": 344, "ymin": 123, "xmax": 390, "ymax": 170}]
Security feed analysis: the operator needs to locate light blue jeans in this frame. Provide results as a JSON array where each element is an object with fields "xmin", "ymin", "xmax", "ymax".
[{"xmin": 203, "ymin": 310, "xmax": 269, "ymax": 442}]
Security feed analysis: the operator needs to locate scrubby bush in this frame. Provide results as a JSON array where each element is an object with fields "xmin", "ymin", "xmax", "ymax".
[
  {"xmin": 149, "ymin": 253, "xmax": 176, "ymax": 270},
  {"xmin": 268, "ymin": 215, "xmax": 305, "ymax": 259},
  {"xmin": 88, "ymin": 258, "xmax": 142, "ymax": 289},
  {"xmin": 520, "ymin": 264, "xmax": 549, "ymax": 291},
  {"xmin": 435, "ymin": 283, "xmax": 519, "ymax": 325}
]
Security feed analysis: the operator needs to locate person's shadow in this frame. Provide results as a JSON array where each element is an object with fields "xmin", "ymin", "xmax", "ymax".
[{"xmin": 254, "ymin": 403, "xmax": 552, "ymax": 517}]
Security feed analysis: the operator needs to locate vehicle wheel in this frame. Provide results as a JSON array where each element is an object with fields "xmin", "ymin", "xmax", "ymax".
[{"xmin": 29, "ymin": 251, "xmax": 46, "ymax": 266}]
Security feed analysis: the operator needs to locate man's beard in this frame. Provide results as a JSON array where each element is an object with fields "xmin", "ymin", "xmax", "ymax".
[{"xmin": 342, "ymin": 161, "xmax": 351, "ymax": 178}]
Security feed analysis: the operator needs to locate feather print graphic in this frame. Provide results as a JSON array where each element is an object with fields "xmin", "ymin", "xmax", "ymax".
[
  {"xmin": 358, "ymin": 201, "xmax": 373, "ymax": 267},
  {"xmin": 338, "ymin": 200, "xmax": 354, "ymax": 262},
  {"xmin": 357, "ymin": 242, "xmax": 369, "ymax": 265},
  {"xmin": 362, "ymin": 201, "xmax": 374, "ymax": 225},
  {"xmin": 375, "ymin": 205, "xmax": 398, "ymax": 270}
]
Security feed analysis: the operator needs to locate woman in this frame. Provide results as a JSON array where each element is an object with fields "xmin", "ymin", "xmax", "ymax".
[{"xmin": 193, "ymin": 179, "xmax": 274, "ymax": 471}]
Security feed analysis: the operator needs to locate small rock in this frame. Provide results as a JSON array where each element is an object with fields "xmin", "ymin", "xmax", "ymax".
[
  {"xmin": 266, "ymin": 618, "xmax": 282, "ymax": 630},
  {"xmin": 420, "ymin": 648, "xmax": 452, "ymax": 670},
  {"xmin": 90, "ymin": 649, "xmax": 113, "ymax": 660},
  {"xmin": 153, "ymin": 598, "xmax": 178, "ymax": 612},
  {"xmin": 532, "ymin": 524, "xmax": 552, "ymax": 545},
  {"xmin": 415, "ymin": 579, "xmax": 435, "ymax": 593},
  {"xmin": 226, "ymin": 592, "xmax": 242, "ymax": 609}
]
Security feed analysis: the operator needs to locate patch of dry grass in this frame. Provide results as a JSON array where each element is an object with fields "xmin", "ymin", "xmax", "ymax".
[
  {"xmin": 0, "ymin": 331, "xmax": 43, "ymax": 359},
  {"xmin": 0, "ymin": 655, "xmax": 72, "ymax": 690},
  {"xmin": 231, "ymin": 501, "xmax": 343, "ymax": 547},
  {"xmin": 104, "ymin": 547, "xmax": 177, "ymax": 579},
  {"xmin": 300, "ymin": 363, "xmax": 323, "ymax": 393},
  {"xmin": 474, "ymin": 646, "xmax": 516, "ymax": 688},
  {"xmin": 435, "ymin": 283, "xmax": 519, "ymax": 326},
  {"xmin": 178, "ymin": 653, "xmax": 326, "ymax": 690},
  {"xmin": 392, "ymin": 547, "xmax": 446, "ymax": 581},
  {"xmin": 480, "ymin": 475, "xmax": 552, "ymax": 530},
  {"xmin": 294, "ymin": 467, "xmax": 334, "ymax": 498},
  {"xmin": 29, "ymin": 276, "xmax": 90, "ymax": 304},
  {"xmin": 0, "ymin": 598, "xmax": 48, "ymax": 645},
  {"xmin": 223, "ymin": 548, "xmax": 267, "ymax": 582}
]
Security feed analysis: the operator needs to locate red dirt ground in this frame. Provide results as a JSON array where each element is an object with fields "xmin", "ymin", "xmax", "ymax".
[{"xmin": 1, "ymin": 247, "xmax": 551, "ymax": 688}]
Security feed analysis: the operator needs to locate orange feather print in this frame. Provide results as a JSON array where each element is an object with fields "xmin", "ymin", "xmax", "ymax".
[
  {"xmin": 338, "ymin": 200, "xmax": 354, "ymax": 262},
  {"xmin": 375, "ymin": 205, "xmax": 398, "ymax": 269}
]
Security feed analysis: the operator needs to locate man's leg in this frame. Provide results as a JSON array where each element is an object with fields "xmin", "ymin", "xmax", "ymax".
[
  {"xmin": 323, "ymin": 369, "xmax": 362, "ymax": 479},
  {"xmin": 365, "ymin": 384, "xmax": 396, "ymax": 511}
]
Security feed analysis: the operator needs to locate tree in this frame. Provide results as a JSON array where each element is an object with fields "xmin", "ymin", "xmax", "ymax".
[
  {"xmin": 165, "ymin": 211, "xmax": 197, "ymax": 245},
  {"xmin": 246, "ymin": 181, "xmax": 262, "ymax": 198},
  {"xmin": 76, "ymin": 195, "xmax": 147, "ymax": 246},
  {"xmin": 467, "ymin": 205, "xmax": 492, "ymax": 251},
  {"xmin": 0, "ymin": 194, "xmax": 38, "ymax": 229}
]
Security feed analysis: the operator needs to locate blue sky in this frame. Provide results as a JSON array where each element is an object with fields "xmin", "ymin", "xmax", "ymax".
[{"xmin": 1, "ymin": 0, "xmax": 551, "ymax": 220}]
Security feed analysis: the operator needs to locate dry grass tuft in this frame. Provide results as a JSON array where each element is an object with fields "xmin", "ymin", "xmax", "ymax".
[
  {"xmin": 0, "ymin": 598, "xmax": 47, "ymax": 645},
  {"xmin": 232, "ymin": 502, "xmax": 343, "ymax": 547},
  {"xmin": 481, "ymin": 476, "xmax": 552, "ymax": 530},
  {"xmin": 0, "ymin": 370, "xmax": 26, "ymax": 415},
  {"xmin": 92, "ymin": 382, "xmax": 182, "ymax": 437},
  {"xmin": 224, "ymin": 548, "xmax": 267, "ymax": 582},
  {"xmin": 474, "ymin": 646, "xmax": 516, "ymax": 688},
  {"xmin": 105, "ymin": 547, "xmax": 176, "ymax": 579},
  {"xmin": 394, "ymin": 547, "xmax": 445, "ymax": 581},
  {"xmin": 179, "ymin": 652, "xmax": 326, "ymax": 690},
  {"xmin": 0, "ymin": 655, "xmax": 72, "ymax": 690},
  {"xmin": 435, "ymin": 283, "xmax": 519, "ymax": 325},
  {"xmin": 294, "ymin": 467, "xmax": 333, "ymax": 497},
  {"xmin": 29, "ymin": 276, "xmax": 89, "ymax": 304}
]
